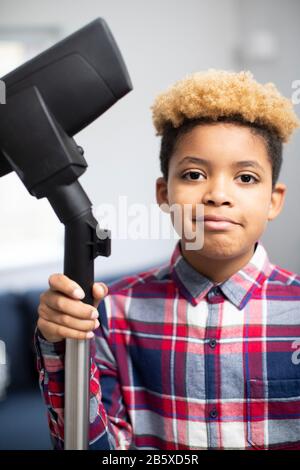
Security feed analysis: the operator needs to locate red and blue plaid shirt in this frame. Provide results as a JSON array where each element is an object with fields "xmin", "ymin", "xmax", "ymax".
[{"xmin": 34, "ymin": 239, "xmax": 300, "ymax": 450}]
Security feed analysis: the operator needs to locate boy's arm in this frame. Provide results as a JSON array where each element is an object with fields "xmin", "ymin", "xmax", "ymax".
[{"xmin": 34, "ymin": 297, "xmax": 132, "ymax": 450}]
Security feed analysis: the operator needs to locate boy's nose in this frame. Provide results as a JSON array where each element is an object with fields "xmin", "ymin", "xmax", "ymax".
[{"xmin": 203, "ymin": 190, "xmax": 233, "ymax": 206}]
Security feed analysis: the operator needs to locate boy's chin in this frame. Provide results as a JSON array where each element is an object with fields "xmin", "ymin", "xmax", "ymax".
[{"xmin": 181, "ymin": 237, "xmax": 248, "ymax": 258}]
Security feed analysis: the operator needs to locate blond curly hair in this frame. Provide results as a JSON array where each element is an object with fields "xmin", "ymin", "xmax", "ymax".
[{"xmin": 150, "ymin": 69, "xmax": 300, "ymax": 143}]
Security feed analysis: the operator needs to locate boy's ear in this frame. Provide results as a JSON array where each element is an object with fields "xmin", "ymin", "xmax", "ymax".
[
  {"xmin": 267, "ymin": 182, "xmax": 287, "ymax": 221},
  {"xmin": 156, "ymin": 177, "xmax": 169, "ymax": 211}
]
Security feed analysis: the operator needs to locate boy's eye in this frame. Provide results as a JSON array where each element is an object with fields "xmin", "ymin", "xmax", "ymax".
[
  {"xmin": 181, "ymin": 171, "xmax": 204, "ymax": 181},
  {"xmin": 237, "ymin": 174, "xmax": 259, "ymax": 184},
  {"xmin": 181, "ymin": 171, "xmax": 259, "ymax": 184}
]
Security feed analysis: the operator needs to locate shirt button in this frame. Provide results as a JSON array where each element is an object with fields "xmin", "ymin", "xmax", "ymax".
[
  {"xmin": 209, "ymin": 408, "xmax": 218, "ymax": 419},
  {"xmin": 209, "ymin": 338, "xmax": 217, "ymax": 348},
  {"xmin": 208, "ymin": 286, "xmax": 220, "ymax": 298}
]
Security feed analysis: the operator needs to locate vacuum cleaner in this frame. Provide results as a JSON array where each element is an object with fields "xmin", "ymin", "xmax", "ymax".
[{"xmin": 0, "ymin": 17, "xmax": 133, "ymax": 449}]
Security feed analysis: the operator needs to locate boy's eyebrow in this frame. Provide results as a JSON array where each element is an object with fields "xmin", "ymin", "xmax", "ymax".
[{"xmin": 178, "ymin": 156, "xmax": 265, "ymax": 172}]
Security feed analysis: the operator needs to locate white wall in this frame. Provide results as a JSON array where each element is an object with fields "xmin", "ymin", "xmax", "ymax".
[
  {"xmin": 235, "ymin": 0, "xmax": 300, "ymax": 271},
  {"xmin": 0, "ymin": 0, "xmax": 299, "ymax": 291}
]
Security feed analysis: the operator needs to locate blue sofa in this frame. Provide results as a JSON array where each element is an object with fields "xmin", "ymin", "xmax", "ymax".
[{"xmin": 0, "ymin": 270, "xmax": 143, "ymax": 450}]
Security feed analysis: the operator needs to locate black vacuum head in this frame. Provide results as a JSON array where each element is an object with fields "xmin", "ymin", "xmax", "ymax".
[{"xmin": 0, "ymin": 17, "xmax": 133, "ymax": 196}]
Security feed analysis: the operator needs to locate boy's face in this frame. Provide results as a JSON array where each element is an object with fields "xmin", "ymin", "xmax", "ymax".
[{"xmin": 156, "ymin": 123, "xmax": 286, "ymax": 261}]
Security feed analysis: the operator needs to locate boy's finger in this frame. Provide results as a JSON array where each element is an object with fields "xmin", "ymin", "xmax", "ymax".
[
  {"xmin": 48, "ymin": 273, "xmax": 85, "ymax": 299},
  {"xmin": 93, "ymin": 283, "xmax": 107, "ymax": 297},
  {"xmin": 39, "ymin": 294, "xmax": 98, "ymax": 320},
  {"xmin": 92, "ymin": 282, "xmax": 108, "ymax": 308},
  {"xmin": 38, "ymin": 317, "xmax": 95, "ymax": 341}
]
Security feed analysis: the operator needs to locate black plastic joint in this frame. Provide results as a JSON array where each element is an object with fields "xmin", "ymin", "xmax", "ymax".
[{"xmin": 94, "ymin": 228, "xmax": 111, "ymax": 258}]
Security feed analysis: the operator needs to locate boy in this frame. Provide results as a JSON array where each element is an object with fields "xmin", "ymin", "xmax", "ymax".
[{"xmin": 35, "ymin": 69, "xmax": 300, "ymax": 450}]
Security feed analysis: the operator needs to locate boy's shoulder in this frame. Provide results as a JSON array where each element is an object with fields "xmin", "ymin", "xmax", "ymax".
[{"xmin": 267, "ymin": 262, "xmax": 300, "ymax": 289}]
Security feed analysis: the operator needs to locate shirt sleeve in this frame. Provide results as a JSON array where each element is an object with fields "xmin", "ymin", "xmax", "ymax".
[{"xmin": 33, "ymin": 295, "xmax": 133, "ymax": 450}]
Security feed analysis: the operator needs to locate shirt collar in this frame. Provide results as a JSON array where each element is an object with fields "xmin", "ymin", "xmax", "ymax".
[{"xmin": 170, "ymin": 238, "xmax": 274, "ymax": 310}]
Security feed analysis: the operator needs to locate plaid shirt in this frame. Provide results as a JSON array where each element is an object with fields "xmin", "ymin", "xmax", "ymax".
[{"xmin": 34, "ymin": 239, "xmax": 300, "ymax": 450}]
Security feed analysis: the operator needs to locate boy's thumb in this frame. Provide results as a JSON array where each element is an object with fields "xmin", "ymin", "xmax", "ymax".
[
  {"xmin": 94, "ymin": 283, "xmax": 105, "ymax": 296},
  {"xmin": 92, "ymin": 282, "xmax": 107, "ymax": 308}
]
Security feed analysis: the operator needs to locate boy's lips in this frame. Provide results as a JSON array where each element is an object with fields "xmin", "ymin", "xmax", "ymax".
[
  {"xmin": 192, "ymin": 214, "xmax": 241, "ymax": 231},
  {"xmin": 193, "ymin": 214, "xmax": 239, "ymax": 224}
]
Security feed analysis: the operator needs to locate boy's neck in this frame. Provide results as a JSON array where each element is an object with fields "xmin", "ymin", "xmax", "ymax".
[{"xmin": 179, "ymin": 241, "xmax": 257, "ymax": 284}]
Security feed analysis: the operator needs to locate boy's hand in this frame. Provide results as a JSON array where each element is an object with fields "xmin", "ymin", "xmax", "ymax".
[{"xmin": 37, "ymin": 273, "xmax": 108, "ymax": 343}]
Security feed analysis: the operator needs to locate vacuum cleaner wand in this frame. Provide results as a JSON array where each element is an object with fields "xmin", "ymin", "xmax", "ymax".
[{"xmin": 0, "ymin": 17, "xmax": 133, "ymax": 449}]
